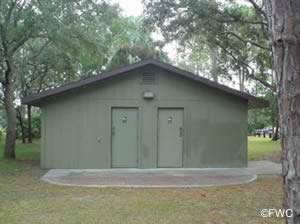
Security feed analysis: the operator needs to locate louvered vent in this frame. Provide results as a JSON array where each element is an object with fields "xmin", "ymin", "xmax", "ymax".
[{"xmin": 142, "ymin": 72, "xmax": 157, "ymax": 85}]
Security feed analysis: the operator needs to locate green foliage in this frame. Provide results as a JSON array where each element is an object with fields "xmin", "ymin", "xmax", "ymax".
[
  {"xmin": 16, "ymin": 115, "xmax": 41, "ymax": 140},
  {"xmin": 1, "ymin": 0, "xmax": 167, "ymax": 158},
  {"xmin": 13, "ymin": 1, "xmax": 167, "ymax": 99},
  {"xmin": 248, "ymin": 90, "xmax": 278, "ymax": 133},
  {"xmin": 14, "ymin": 1, "xmax": 121, "ymax": 98},
  {"xmin": 248, "ymin": 109, "xmax": 271, "ymax": 132},
  {"xmin": 143, "ymin": 0, "xmax": 274, "ymax": 91},
  {"xmin": 1, "ymin": 0, "xmax": 167, "ymax": 95},
  {"xmin": 0, "ymin": 105, "xmax": 6, "ymax": 129},
  {"xmin": 31, "ymin": 116, "xmax": 41, "ymax": 139},
  {"xmin": 0, "ymin": 128, "xmax": 4, "ymax": 142},
  {"xmin": 176, "ymin": 37, "xmax": 212, "ymax": 77},
  {"xmin": 106, "ymin": 17, "xmax": 168, "ymax": 70}
]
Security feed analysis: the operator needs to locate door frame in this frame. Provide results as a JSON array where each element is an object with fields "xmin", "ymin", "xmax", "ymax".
[
  {"xmin": 156, "ymin": 107, "xmax": 184, "ymax": 168},
  {"xmin": 110, "ymin": 107, "xmax": 140, "ymax": 168}
]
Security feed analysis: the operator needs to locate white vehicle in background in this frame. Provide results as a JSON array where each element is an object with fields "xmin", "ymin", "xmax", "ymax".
[
  {"xmin": 254, "ymin": 129, "xmax": 264, "ymax": 137},
  {"xmin": 254, "ymin": 127, "xmax": 276, "ymax": 138}
]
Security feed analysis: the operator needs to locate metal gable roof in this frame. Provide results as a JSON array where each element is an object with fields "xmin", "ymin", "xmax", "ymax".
[{"xmin": 21, "ymin": 59, "xmax": 268, "ymax": 108}]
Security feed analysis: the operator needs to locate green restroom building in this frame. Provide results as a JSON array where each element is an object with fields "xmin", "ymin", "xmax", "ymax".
[{"xmin": 22, "ymin": 59, "xmax": 267, "ymax": 169}]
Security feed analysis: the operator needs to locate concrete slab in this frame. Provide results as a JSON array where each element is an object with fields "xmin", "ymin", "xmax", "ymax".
[
  {"xmin": 247, "ymin": 160, "xmax": 282, "ymax": 175},
  {"xmin": 42, "ymin": 168, "xmax": 256, "ymax": 188},
  {"xmin": 41, "ymin": 161, "xmax": 281, "ymax": 188}
]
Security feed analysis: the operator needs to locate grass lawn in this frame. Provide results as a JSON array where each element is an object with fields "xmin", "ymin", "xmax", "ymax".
[
  {"xmin": 0, "ymin": 139, "xmax": 284, "ymax": 224},
  {"xmin": 0, "ymin": 140, "xmax": 40, "ymax": 172},
  {"xmin": 248, "ymin": 136, "xmax": 281, "ymax": 161}
]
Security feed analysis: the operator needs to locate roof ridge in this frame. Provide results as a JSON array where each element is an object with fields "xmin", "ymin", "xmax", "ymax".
[{"xmin": 22, "ymin": 59, "xmax": 268, "ymax": 109}]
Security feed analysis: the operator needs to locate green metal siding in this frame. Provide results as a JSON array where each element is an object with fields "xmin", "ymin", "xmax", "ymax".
[
  {"xmin": 158, "ymin": 108, "xmax": 183, "ymax": 168},
  {"xmin": 111, "ymin": 108, "xmax": 138, "ymax": 168},
  {"xmin": 40, "ymin": 67, "xmax": 248, "ymax": 169}
]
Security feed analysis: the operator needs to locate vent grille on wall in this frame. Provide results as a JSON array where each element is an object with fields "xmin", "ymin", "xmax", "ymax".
[{"xmin": 142, "ymin": 72, "xmax": 157, "ymax": 85}]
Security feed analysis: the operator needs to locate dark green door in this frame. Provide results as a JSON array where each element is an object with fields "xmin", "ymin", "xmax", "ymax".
[
  {"xmin": 111, "ymin": 108, "xmax": 138, "ymax": 168},
  {"xmin": 158, "ymin": 108, "xmax": 184, "ymax": 167}
]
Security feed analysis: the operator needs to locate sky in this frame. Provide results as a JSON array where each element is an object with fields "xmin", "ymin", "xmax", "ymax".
[{"xmin": 111, "ymin": 0, "xmax": 144, "ymax": 17}]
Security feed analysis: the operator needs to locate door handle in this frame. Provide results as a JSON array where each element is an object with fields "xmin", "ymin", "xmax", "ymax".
[{"xmin": 179, "ymin": 127, "xmax": 183, "ymax": 137}]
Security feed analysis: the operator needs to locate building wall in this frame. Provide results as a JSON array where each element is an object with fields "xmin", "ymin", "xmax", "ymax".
[{"xmin": 40, "ymin": 66, "xmax": 248, "ymax": 169}]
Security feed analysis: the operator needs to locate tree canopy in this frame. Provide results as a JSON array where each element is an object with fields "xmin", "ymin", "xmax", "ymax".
[
  {"xmin": 0, "ymin": 0, "xmax": 166, "ymax": 158},
  {"xmin": 143, "ymin": 0, "xmax": 274, "ymax": 91}
]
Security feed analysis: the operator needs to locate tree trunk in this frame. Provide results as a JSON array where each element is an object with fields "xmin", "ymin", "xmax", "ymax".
[
  {"xmin": 3, "ymin": 82, "xmax": 16, "ymax": 159},
  {"xmin": 264, "ymin": 0, "xmax": 300, "ymax": 222},
  {"xmin": 27, "ymin": 105, "xmax": 32, "ymax": 143},
  {"xmin": 16, "ymin": 108, "xmax": 26, "ymax": 144}
]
